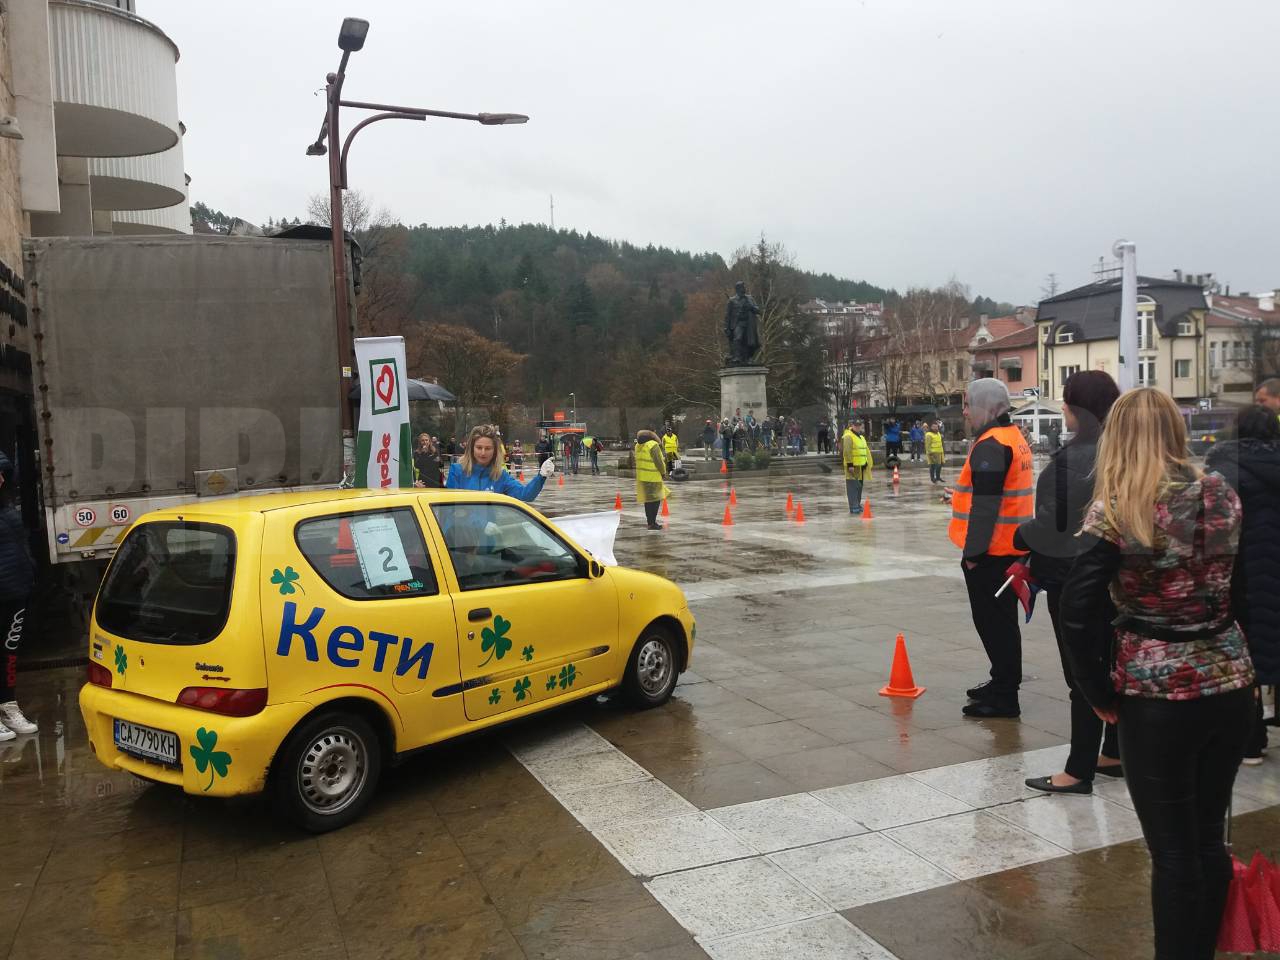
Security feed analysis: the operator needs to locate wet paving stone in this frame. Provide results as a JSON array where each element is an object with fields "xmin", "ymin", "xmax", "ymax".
[{"xmin": 3, "ymin": 465, "xmax": 1277, "ymax": 958}]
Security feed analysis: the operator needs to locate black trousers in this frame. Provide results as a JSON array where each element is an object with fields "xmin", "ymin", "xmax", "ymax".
[
  {"xmin": 1045, "ymin": 587, "xmax": 1120, "ymax": 780},
  {"xmin": 1118, "ymin": 688, "xmax": 1251, "ymax": 960},
  {"xmin": 962, "ymin": 557, "xmax": 1022, "ymax": 700},
  {"xmin": 643, "ymin": 500, "xmax": 661, "ymax": 526},
  {"xmin": 1, "ymin": 598, "xmax": 28, "ymax": 702}
]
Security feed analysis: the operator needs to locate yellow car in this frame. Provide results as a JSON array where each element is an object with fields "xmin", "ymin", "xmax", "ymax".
[{"xmin": 80, "ymin": 489, "xmax": 694, "ymax": 831}]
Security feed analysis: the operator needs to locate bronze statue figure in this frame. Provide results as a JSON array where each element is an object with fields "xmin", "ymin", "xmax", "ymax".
[{"xmin": 724, "ymin": 280, "xmax": 761, "ymax": 366}]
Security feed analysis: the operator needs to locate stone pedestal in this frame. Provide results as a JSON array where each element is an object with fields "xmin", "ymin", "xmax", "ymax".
[{"xmin": 719, "ymin": 365, "xmax": 768, "ymax": 422}]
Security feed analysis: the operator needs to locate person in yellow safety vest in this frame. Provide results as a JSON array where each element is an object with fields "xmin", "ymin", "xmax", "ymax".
[
  {"xmin": 925, "ymin": 422, "xmax": 945, "ymax": 485},
  {"xmin": 949, "ymin": 378, "xmax": 1034, "ymax": 720},
  {"xmin": 840, "ymin": 418, "xmax": 873, "ymax": 514},
  {"xmin": 661, "ymin": 427, "xmax": 680, "ymax": 471},
  {"xmin": 634, "ymin": 429, "xmax": 670, "ymax": 531}
]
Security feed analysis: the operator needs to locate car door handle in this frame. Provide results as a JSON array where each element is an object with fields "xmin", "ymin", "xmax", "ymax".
[{"xmin": 468, "ymin": 607, "xmax": 492, "ymax": 623}]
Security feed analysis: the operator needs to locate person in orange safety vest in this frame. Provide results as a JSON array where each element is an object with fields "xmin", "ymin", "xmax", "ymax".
[{"xmin": 949, "ymin": 378, "xmax": 1033, "ymax": 720}]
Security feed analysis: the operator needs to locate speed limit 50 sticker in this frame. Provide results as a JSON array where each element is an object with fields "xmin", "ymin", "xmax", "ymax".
[
  {"xmin": 109, "ymin": 505, "xmax": 131, "ymax": 525},
  {"xmin": 74, "ymin": 507, "xmax": 97, "ymax": 527}
]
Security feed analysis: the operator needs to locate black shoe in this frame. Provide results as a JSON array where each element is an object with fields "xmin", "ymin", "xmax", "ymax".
[
  {"xmin": 1025, "ymin": 775, "xmax": 1092, "ymax": 795},
  {"xmin": 966, "ymin": 679, "xmax": 997, "ymax": 700},
  {"xmin": 962, "ymin": 701, "xmax": 1020, "ymax": 719},
  {"xmin": 646, "ymin": 523, "xmax": 663, "ymax": 531},
  {"xmin": 1095, "ymin": 763, "xmax": 1124, "ymax": 778}
]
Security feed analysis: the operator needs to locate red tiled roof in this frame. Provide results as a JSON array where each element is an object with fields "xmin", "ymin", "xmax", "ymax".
[
  {"xmin": 1210, "ymin": 295, "xmax": 1279, "ymax": 325},
  {"xmin": 970, "ymin": 324, "xmax": 1038, "ymax": 352}
]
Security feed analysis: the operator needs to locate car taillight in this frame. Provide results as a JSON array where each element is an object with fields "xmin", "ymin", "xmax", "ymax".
[
  {"xmin": 176, "ymin": 687, "xmax": 268, "ymax": 717},
  {"xmin": 87, "ymin": 662, "xmax": 112, "ymax": 688}
]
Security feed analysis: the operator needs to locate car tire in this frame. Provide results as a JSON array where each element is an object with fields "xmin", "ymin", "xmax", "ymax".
[
  {"xmin": 271, "ymin": 711, "xmax": 382, "ymax": 833},
  {"xmin": 621, "ymin": 626, "xmax": 680, "ymax": 709}
]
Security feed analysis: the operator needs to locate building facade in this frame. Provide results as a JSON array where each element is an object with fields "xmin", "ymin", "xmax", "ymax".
[
  {"xmin": 1035, "ymin": 277, "xmax": 1208, "ymax": 403},
  {"xmin": 1205, "ymin": 292, "xmax": 1280, "ymax": 404}
]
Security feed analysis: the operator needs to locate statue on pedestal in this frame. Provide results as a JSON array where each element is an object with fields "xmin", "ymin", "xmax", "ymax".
[{"xmin": 724, "ymin": 280, "xmax": 761, "ymax": 366}]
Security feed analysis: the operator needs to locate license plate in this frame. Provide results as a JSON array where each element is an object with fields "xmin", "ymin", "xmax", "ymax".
[{"xmin": 113, "ymin": 718, "xmax": 180, "ymax": 767}]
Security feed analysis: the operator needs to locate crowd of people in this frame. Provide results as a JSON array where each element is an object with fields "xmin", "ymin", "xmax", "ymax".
[{"xmin": 950, "ymin": 372, "xmax": 1280, "ymax": 960}]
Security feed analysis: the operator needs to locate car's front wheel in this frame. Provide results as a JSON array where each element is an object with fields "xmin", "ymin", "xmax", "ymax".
[
  {"xmin": 621, "ymin": 626, "xmax": 680, "ymax": 708},
  {"xmin": 271, "ymin": 711, "xmax": 382, "ymax": 833}
]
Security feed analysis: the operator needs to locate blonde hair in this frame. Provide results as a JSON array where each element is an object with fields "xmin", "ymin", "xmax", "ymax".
[
  {"xmin": 1093, "ymin": 388, "xmax": 1200, "ymax": 548},
  {"xmin": 460, "ymin": 424, "xmax": 505, "ymax": 482}
]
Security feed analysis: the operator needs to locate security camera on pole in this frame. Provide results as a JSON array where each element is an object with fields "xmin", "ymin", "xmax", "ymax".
[{"xmin": 1114, "ymin": 240, "xmax": 1138, "ymax": 392}]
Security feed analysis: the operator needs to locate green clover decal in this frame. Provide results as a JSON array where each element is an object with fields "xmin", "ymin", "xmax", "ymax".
[
  {"xmin": 558, "ymin": 664, "xmax": 577, "ymax": 690},
  {"xmin": 488, "ymin": 688, "xmax": 502, "ymax": 705},
  {"xmin": 479, "ymin": 615, "xmax": 513, "ymax": 667},
  {"xmin": 189, "ymin": 727, "xmax": 232, "ymax": 792},
  {"xmin": 546, "ymin": 674, "xmax": 558, "ymax": 691},
  {"xmin": 270, "ymin": 567, "xmax": 303, "ymax": 596},
  {"xmin": 521, "ymin": 644, "xmax": 535, "ymax": 662},
  {"xmin": 113, "ymin": 644, "xmax": 127, "ymax": 676},
  {"xmin": 513, "ymin": 677, "xmax": 531, "ymax": 702}
]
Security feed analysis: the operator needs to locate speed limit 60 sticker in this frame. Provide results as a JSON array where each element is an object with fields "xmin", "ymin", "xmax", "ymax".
[
  {"xmin": 109, "ymin": 505, "xmax": 131, "ymax": 525},
  {"xmin": 74, "ymin": 508, "xmax": 97, "ymax": 527}
]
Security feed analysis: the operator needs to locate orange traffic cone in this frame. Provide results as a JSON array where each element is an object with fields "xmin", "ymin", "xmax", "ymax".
[
  {"xmin": 892, "ymin": 465, "xmax": 900, "ymax": 485},
  {"xmin": 729, "ymin": 488, "xmax": 738, "ymax": 506},
  {"xmin": 613, "ymin": 493, "xmax": 623, "ymax": 511},
  {"xmin": 794, "ymin": 502, "xmax": 806, "ymax": 523},
  {"xmin": 661, "ymin": 498, "xmax": 670, "ymax": 517},
  {"xmin": 720, "ymin": 459, "xmax": 728, "ymax": 474},
  {"xmin": 879, "ymin": 633, "xmax": 925, "ymax": 699},
  {"xmin": 861, "ymin": 499, "xmax": 873, "ymax": 520},
  {"xmin": 785, "ymin": 492, "xmax": 794, "ymax": 513},
  {"xmin": 557, "ymin": 473, "xmax": 565, "ymax": 487},
  {"xmin": 721, "ymin": 504, "xmax": 734, "ymax": 526}
]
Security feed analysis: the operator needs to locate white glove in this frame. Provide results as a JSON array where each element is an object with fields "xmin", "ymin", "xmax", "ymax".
[{"xmin": 539, "ymin": 457, "xmax": 556, "ymax": 479}]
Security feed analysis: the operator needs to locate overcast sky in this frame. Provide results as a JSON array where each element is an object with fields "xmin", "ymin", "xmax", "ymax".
[{"xmin": 158, "ymin": 0, "xmax": 1279, "ymax": 304}]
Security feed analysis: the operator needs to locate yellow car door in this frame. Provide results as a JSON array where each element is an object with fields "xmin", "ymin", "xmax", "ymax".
[
  {"xmin": 423, "ymin": 498, "xmax": 619, "ymax": 722},
  {"xmin": 264, "ymin": 502, "xmax": 463, "ymax": 748}
]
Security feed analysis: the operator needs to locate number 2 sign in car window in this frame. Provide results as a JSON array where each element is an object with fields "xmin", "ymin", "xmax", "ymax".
[{"xmin": 349, "ymin": 514, "xmax": 412, "ymax": 588}]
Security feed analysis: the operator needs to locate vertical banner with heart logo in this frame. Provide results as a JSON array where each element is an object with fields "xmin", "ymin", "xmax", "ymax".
[{"xmin": 353, "ymin": 336, "xmax": 414, "ymax": 489}]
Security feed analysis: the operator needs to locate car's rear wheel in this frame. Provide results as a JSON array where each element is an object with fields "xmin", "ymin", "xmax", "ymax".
[
  {"xmin": 271, "ymin": 711, "xmax": 382, "ymax": 833},
  {"xmin": 621, "ymin": 626, "xmax": 680, "ymax": 708}
]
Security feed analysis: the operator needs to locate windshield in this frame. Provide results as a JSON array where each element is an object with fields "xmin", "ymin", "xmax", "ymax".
[{"xmin": 96, "ymin": 522, "xmax": 236, "ymax": 645}]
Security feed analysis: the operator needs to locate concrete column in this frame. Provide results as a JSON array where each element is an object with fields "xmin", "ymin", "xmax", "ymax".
[{"xmin": 29, "ymin": 156, "xmax": 93, "ymax": 235}]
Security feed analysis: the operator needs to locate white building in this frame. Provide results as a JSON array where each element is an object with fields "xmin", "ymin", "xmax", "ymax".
[{"xmin": 13, "ymin": 0, "xmax": 191, "ymax": 238}]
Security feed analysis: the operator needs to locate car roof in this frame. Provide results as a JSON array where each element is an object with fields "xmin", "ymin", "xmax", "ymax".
[{"xmin": 139, "ymin": 487, "xmax": 513, "ymax": 519}]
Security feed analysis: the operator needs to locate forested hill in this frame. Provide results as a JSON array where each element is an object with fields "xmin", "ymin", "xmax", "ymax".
[{"xmin": 193, "ymin": 201, "xmax": 1010, "ymax": 409}]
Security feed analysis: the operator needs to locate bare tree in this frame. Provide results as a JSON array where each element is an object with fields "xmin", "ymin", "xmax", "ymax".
[
  {"xmin": 1040, "ymin": 272, "xmax": 1060, "ymax": 300},
  {"xmin": 883, "ymin": 282, "xmax": 971, "ymax": 404},
  {"xmin": 306, "ymin": 190, "xmax": 416, "ymax": 337}
]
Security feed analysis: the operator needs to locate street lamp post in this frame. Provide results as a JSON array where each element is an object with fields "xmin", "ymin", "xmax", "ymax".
[
  {"xmin": 307, "ymin": 17, "xmax": 528, "ymax": 470},
  {"xmin": 569, "ymin": 392, "xmax": 576, "ymax": 423}
]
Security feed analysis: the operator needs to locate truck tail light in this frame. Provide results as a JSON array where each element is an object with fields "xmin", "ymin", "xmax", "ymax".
[
  {"xmin": 87, "ymin": 662, "xmax": 113, "ymax": 688},
  {"xmin": 177, "ymin": 687, "xmax": 268, "ymax": 717}
]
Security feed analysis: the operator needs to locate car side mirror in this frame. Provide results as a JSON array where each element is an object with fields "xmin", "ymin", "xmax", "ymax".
[{"xmin": 589, "ymin": 559, "xmax": 605, "ymax": 579}]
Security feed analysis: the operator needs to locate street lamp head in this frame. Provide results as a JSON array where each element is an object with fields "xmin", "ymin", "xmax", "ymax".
[
  {"xmin": 305, "ymin": 141, "xmax": 327, "ymax": 157},
  {"xmin": 338, "ymin": 17, "xmax": 370, "ymax": 52},
  {"xmin": 477, "ymin": 113, "xmax": 529, "ymax": 126}
]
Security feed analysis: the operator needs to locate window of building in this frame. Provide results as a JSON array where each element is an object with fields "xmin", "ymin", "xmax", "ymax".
[
  {"xmin": 921, "ymin": 362, "xmax": 930, "ymax": 382},
  {"xmin": 1209, "ymin": 342, "xmax": 1218, "ymax": 370},
  {"xmin": 1059, "ymin": 364, "xmax": 1081, "ymax": 385},
  {"xmin": 1137, "ymin": 297, "xmax": 1157, "ymax": 350},
  {"xmin": 1005, "ymin": 365, "xmax": 1023, "ymax": 383},
  {"xmin": 1138, "ymin": 360, "xmax": 1157, "ymax": 387},
  {"xmin": 1177, "ymin": 318, "xmax": 1194, "ymax": 336},
  {"xmin": 1041, "ymin": 379, "xmax": 1050, "ymax": 398},
  {"xmin": 1055, "ymin": 328, "xmax": 1075, "ymax": 345},
  {"xmin": 1175, "ymin": 359, "xmax": 1192, "ymax": 379}
]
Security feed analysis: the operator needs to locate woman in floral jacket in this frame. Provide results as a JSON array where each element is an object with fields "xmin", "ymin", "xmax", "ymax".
[{"xmin": 1060, "ymin": 388, "xmax": 1253, "ymax": 960}]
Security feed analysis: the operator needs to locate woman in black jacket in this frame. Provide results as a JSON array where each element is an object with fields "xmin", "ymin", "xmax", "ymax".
[
  {"xmin": 1015, "ymin": 371, "xmax": 1121, "ymax": 793},
  {"xmin": 0, "ymin": 454, "xmax": 37, "ymax": 738},
  {"xmin": 1206, "ymin": 404, "xmax": 1280, "ymax": 764}
]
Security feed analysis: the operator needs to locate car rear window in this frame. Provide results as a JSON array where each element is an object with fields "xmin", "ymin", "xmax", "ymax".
[{"xmin": 96, "ymin": 522, "xmax": 236, "ymax": 645}]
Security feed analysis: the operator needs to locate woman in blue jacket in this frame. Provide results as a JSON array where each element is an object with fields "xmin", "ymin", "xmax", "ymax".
[{"xmin": 445, "ymin": 424, "xmax": 553, "ymax": 501}]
